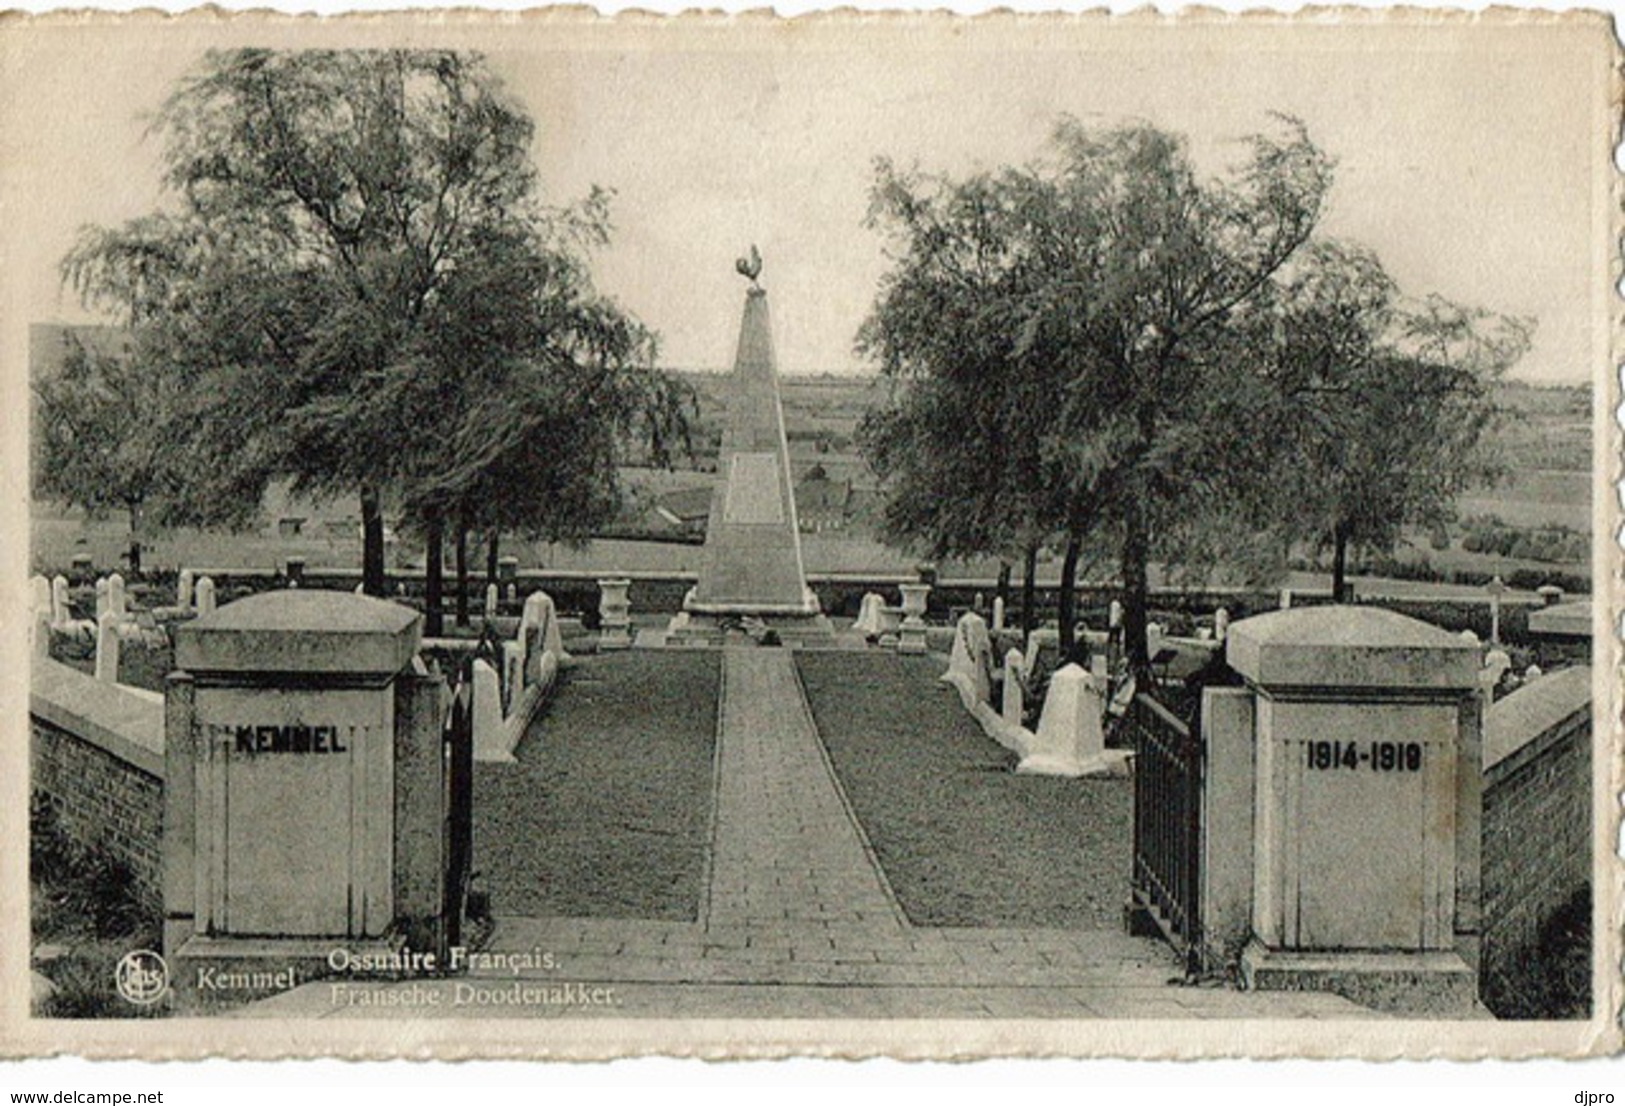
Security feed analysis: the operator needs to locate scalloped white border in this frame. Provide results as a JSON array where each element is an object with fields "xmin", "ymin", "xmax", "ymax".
[{"xmin": 0, "ymin": 4, "xmax": 1618, "ymax": 1064}]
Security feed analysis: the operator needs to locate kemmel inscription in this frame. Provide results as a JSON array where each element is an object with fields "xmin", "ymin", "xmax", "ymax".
[{"xmin": 210, "ymin": 724, "xmax": 352, "ymax": 755}]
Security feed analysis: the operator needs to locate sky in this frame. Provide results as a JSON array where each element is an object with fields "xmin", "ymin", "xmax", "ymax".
[{"xmin": 3, "ymin": 16, "xmax": 1612, "ymax": 383}]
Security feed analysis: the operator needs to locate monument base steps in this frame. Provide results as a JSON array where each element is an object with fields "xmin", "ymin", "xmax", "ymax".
[
  {"xmin": 665, "ymin": 612, "xmax": 838, "ymax": 649},
  {"xmin": 168, "ymin": 933, "xmax": 408, "ymax": 1013},
  {"xmin": 1240, "ymin": 939, "xmax": 1485, "ymax": 1017}
]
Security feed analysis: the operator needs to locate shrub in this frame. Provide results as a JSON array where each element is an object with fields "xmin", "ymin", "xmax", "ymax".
[{"xmin": 1485, "ymin": 884, "xmax": 1591, "ymax": 1020}]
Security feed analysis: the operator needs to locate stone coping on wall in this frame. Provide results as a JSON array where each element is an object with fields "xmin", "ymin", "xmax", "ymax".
[
  {"xmin": 1483, "ymin": 665, "xmax": 1592, "ymax": 774},
  {"xmin": 30, "ymin": 657, "xmax": 165, "ymax": 779},
  {"xmin": 176, "ymin": 564, "xmax": 1561, "ymax": 606},
  {"xmin": 1526, "ymin": 600, "xmax": 1593, "ymax": 638}
]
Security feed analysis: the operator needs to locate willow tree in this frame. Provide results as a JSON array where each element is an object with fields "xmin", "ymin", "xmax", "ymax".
[
  {"xmin": 32, "ymin": 332, "xmax": 184, "ymax": 575},
  {"xmin": 856, "ymin": 163, "xmax": 1064, "ymax": 638},
  {"xmin": 1265, "ymin": 242, "xmax": 1529, "ymax": 601},
  {"xmin": 862, "ymin": 117, "xmax": 1334, "ymax": 674},
  {"xmin": 64, "ymin": 49, "xmax": 673, "ymax": 610}
]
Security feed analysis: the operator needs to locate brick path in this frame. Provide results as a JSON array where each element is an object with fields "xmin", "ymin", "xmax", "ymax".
[{"xmin": 241, "ymin": 647, "xmax": 1375, "ymax": 1019}]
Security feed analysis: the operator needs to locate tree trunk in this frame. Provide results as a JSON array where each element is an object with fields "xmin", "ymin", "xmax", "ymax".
[
  {"xmin": 1121, "ymin": 495, "xmax": 1152, "ymax": 686},
  {"xmin": 454, "ymin": 514, "xmax": 470, "ymax": 629},
  {"xmin": 361, "ymin": 485, "xmax": 386, "ymax": 597},
  {"xmin": 424, "ymin": 509, "xmax": 445, "ymax": 638},
  {"xmin": 486, "ymin": 530, "xmax": 500, "ymax": 592},
  {"xmin": 126, "ymin": 500, "xmax": 143, "ymax": 577},
  {"xmin": 1020, "ymin": 543, "xmax": 1039, "ymax": 645},
  {"xmin": 996, "ymin": 560, "xmax": 1011, "ymax": 610},
  {"xmin": 1331, "ymin": 521, "xmax": 1350, "ymax": 604},
  {"xmin": 1057, "ymin": 535, "xmax": 1082, "ymax": 658}
]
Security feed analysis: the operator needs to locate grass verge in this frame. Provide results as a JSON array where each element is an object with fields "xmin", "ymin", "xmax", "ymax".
[
  {"xmin": 797, "ymin": 651, "xmax": 1130, "ymax": 930},
  {"xmin": 31, "ymin": 794, "xmax": 165, "ymax": 1018},
  {"xmin": 473, "ymin": 650, "xmax": 721, "ymax": 921}
]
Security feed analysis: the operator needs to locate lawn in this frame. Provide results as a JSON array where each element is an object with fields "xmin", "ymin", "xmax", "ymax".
[
  {"xmin": 473, "ymin": 650, "xmax": 721, "ymax": 921},
  {"xmin": 796, "ymin": 651, "xmax": 1132, "ymax": 930}
]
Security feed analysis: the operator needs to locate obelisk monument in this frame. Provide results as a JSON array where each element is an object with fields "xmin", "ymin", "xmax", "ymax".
[{"xmin": 668, "ymin": 250, "xmax": 832, "ymax": 643}]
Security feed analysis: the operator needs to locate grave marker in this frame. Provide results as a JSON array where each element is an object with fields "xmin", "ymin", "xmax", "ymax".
[
  {"xmin": 51, "ymin": 576, "xmax": 70, "ymax": 624},
  {"xmin": 1486, "ymin": 576, "xmax": 1505, "ymax": 645},
  {"xmin": 1002, "ymin": 648, "xmax": 1025, "ymax": 726},
  {"xmin": 95, "ymin": 612, "xmax": 120, "ymax": 683},
  {"xmin": 195, "ymin": 576, "xmax": 216, "ymax": 616}
]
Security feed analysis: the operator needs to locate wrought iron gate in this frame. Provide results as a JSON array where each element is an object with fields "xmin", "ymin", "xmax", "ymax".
[
  {"xmin": 1126, "ymin": 691, "xmax": 1204, "ymax": 972},
  {"xmin": 441, "ymin": 654, "xmax": 475, "ymax": 956}
]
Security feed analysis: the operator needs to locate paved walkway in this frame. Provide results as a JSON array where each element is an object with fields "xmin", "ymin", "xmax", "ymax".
[{"xmin": 240, "ymin": 647, "xmax": 1374, "ymax": 1019}]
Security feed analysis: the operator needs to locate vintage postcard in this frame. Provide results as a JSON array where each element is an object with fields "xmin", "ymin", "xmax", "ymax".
[{"xmin": 0, "ymin": 7, "xmax": 1618, "ymax": 1060}]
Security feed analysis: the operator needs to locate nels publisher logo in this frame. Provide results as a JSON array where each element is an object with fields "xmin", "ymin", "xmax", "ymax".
[{"xmin": 114, "ymin": 950, "xmax": 170, "ymax": 1006}]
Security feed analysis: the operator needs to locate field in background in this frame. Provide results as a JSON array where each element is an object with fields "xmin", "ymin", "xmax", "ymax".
[{"xmin": 29, "ymin": 375, "xmax": 1592, "ymax": 593}]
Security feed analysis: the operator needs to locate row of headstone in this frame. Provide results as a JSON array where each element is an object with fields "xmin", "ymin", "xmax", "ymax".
[
  {"xmin": 31, "ymin": 569, "xmax": 219, "ymax": 677},
  {"xmin": 940, "ymin": 611, "xmax": 1128, "ymax": 778}
]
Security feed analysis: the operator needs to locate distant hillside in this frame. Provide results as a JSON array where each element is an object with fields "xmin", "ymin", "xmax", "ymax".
[{"xmin": 663, "ymin": 368, "xmax": 1592, "ymax": 482}]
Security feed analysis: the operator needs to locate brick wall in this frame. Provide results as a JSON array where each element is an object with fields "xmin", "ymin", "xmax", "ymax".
[
  {"xmin": 29, "ymin": 660, "xmax": 166, "ymax": 903},
  {"xmin": 31, "ymin": 714, "xmax": 165, "ymax": 901},
  {"xmin": 1479, "ymin": 667, "xmax": 1592, "ymax": 1016}
]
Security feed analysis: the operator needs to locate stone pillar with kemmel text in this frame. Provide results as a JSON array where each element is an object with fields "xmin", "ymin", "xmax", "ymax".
[
  {"xmin": 163, "ymin": 590, "xmax": 451, "ymax": 1008},
  {"xmin": 1224, "ymin": 606, "xmax": 1483, "ymax": 1012}
]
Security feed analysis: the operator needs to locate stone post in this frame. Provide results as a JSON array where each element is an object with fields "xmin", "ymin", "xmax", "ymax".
[
  {"xmin": 94, "ymin": 611, "xmax": 120, "ymax": 683},
  {"xmin": 598, "ymin": 578, "xmax": 632, "ymax": 651},
  {"xmin": 1214, "ymin": 607, "xmax": 1230, "ymax": 642},
  {"xmin": 177, "ymin": 569, "xmax": 195, "ymax": 611},
  {"xmin": 30, "ymin": 575, "xmax": 50, "ymax": 619},
  {"xmin": 33, "ymin": 605, "xmax": 52, "ymax": 658},
  {"xmin": 107, "ymin": 573, "xmax": 126, "ymax": 618},
  {"xmin": 1225, "ymin": 606, "xmax": 1482, "ymax": 1011},
  {"xmin": 166, "ymin": 591, "xmax": 426, "ymax": 1003},
  {"xmin": 94, "ymin": 577, "xmax": 108, "ymax": 620},
  {"xmin": 897, "ymin": 583, "xmax": 930, "ymax": 655},
  {"xmin": 1486, "ymin": 576, "xmax": 1505, "ymax": 645},
  {"xmin": 484, "ymin": 583, "xmax": 500, "ymax": 617},
  {"xmin": 195, "ymin": 576, "xmax": 216, "ymax": 616},
  {"xmin": 1002, "ymin": 648, "xmax": 1025, "ymax": 726},
  {"xmin": 992, "ymin": 596, "xmax": 1006, "ymax": 633},
  {"xmin": 1278, "ymin": 588, "xmax": 1292, "ymax": 610},
  {"xmin": 51, "ymin": 576, "xmax": 70, "ymax": 624}
]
